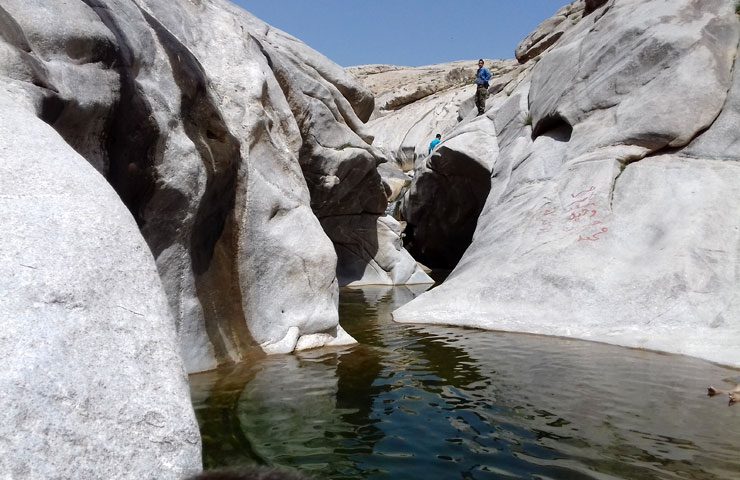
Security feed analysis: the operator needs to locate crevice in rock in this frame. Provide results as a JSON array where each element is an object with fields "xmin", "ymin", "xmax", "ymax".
[
  {"xmin": 608, "ymin": 143, "xmax": 681, "ymax": 211},
  {"xmin": 531, "ymin": 112, "xmax": 573, "ymax": 141},
  {"xmin": 608, "ymin": 160, "xmax": 630, "ymax": 212},
  {"xmin": 584, "ymin": 0, "xmax": 610, "ymax": 17},
  {"xmin": 517, "ymin": 31, "xmax": 565, "ymax": 64},
  {"xmin": 39, "ymin": 94, "xmax": 66, "ymax": 125},
  {"xmin": 322, "ymin": 215, "xmax": 383, "ymax": 285},
  {"xmin": 140, "ymin": 7, "xmax": 257, "ymax": 362},
  {"xmin": 404, "ymin": 147, "xmax": 491, "ymax": 269},
  {"xmin": 78, "ymin": 1, "xmax": 158, "ymax": 220}
]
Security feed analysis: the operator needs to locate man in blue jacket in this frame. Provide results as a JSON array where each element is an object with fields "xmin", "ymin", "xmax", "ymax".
[{"xmin": 475, "ymin": 59, "xmax": 492, "ymax": 116}]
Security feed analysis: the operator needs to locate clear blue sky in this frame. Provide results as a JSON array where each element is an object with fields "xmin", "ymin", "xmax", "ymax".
[{"xmin": 234, "ymin": 1, "xmax": 567, "ymax": 67}]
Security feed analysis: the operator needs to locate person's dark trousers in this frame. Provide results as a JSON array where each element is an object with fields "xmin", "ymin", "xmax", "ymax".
[{"xmin": 476, "ymin": 84, "xmax": 488, "ymax": 115}]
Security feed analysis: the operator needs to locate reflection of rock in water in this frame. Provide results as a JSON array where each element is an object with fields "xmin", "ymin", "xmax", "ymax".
[
  {"xmin": 190, "ymin": 362, "xmax": 267, "ymax": 469},
  {"xmin": 348, "ymin": 284, "xmax": 432, "ymax": 312},
  {"xmin": 192, "ymin": 286, "xmax": 740, "ymax": 479},
  {"xmin": 411, "ymin": 325, "xmax": 740, "ymax": 476},
  {"xmin": 235, "ymin": 350, "xmax": 379, "ymax": 477}
]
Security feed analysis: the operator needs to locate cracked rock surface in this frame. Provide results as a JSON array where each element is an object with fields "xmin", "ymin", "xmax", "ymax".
[{"xmin": 390, "ymin": 0, "xmax": 740, "ymax": 367}]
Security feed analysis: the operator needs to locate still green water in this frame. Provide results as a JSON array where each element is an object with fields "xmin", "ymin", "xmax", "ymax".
[{"xmin": 190, "ymin": 285, "xmax": 740, "ymax": 479}]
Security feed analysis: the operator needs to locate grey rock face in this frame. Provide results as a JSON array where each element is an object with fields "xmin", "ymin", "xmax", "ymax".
[
  {"xmin": 1, "ymin": 0, "xmax": 434, "ymax": 376},
  {"xmin": 0, "ymin": 90, "xmax": 201, "ymax": 477},
  {"xmin": 515, "ymin": 2, "xmax": 584, "ymax": 63},
  {"xmin": 681, "ymin": 37, "xmax": 740, "ymax": 161},
  {"xmin": 0, "ymin": 0, "xmax": 431, "ymax": 475},
  {"xmin": 529, "ymin": 0, "xmax": 737, "ymax": 154},
  {"xmin": 393, "ymin": 0, "xmax": 740, "ymax": 368}
]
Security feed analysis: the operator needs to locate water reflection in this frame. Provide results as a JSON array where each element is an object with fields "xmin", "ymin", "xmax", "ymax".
[{"xmin": 191, "ymin": 286, "xmax": 740, "ymax": 479}]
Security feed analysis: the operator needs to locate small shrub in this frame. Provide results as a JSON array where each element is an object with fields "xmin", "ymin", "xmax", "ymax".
[
  {"xmin": 736, "ymin": 0, "xmax": 740, "ymax": 14},
  {"xmin": 524, "ymin": 113, "xmax": 533, "ymax": 126}
]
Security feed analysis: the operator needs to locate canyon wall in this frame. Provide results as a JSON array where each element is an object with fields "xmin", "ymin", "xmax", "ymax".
[
  {"xmin": 383, "ymin": 0, "xmax": 740, "ymax": 367},
  {"xmin": 0, "ymin": 0, "xmax": 430, "ymax": 476}
]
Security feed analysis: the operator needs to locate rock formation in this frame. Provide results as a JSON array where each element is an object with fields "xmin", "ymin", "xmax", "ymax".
[
  {"xmin": 246, "ymin": 8, "xmax": 431, "ymax": 289},
  {"xmin": 390, "ymin": 0, "xmax": 740, "ymax": 367},
  {"xmin": 1, "ymin": 0, "xmax": 433, "ymax": 379},
  {"xmin": 0, "ymin": 0, "xmax": 431, "ymax": 476},
  {"xmin": 0, "ymin": 80, "xmax": 201, "ymax": 477},
  {"xmin": 351, "ymin": 60, "xmax": 525, "ymax": 268},
  {"xmin": 350, "ymin": 60, "xmax": 520, "ymax": 170}
]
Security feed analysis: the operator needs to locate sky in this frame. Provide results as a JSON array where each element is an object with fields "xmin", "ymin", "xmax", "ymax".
[{"xmin": 234, "ymin": 1, "xmax": 567, "ymax": 67}]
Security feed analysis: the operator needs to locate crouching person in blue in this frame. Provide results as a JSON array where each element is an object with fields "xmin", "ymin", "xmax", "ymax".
[{"xmin": 428, "ymin": 133, "xmax": 441, "ymax": 155}]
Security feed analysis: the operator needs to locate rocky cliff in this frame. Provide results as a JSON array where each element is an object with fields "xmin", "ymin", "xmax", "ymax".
[
  {"xmin": 0, "ymin": 0, "xmax": 431, "ymax": 476},
  {"xmin": 0, "ymin": 0, "xmax": 433, "ymax": 374},
  {"xmin": 386, "ymin": 0, "xmax": 740, "ymax": 367}
]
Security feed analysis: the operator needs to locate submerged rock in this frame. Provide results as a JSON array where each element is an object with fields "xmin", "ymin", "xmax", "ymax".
[{"xmin": 392, "ymin": 0, "xmax": 740, "ymax": 367}]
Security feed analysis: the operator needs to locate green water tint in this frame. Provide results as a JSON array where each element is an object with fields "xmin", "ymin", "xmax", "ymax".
[{"xmin": 190, "ymin": 285, "xmax": 740, "ymax": 479}]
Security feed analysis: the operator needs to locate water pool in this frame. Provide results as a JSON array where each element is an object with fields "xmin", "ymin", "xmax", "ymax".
[{"xmin": 190, "ymin": 285, "xmax": 740, "ymax": 479}]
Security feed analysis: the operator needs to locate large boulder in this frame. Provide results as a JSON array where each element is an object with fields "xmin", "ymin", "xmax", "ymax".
[
  {"xmin": 0, "ymin": 0, "xmax": 435, "ymax": 375},
  {"xmin": 0, "ymin": 91, "xmax": 201, "ymax": 477},
  {"xmin": 403, "ymin": 115, "xmax": 498, "ymax": 268},
  {"xmin": 131, "ymin": 0, "xmax": 356, "ymax": 367},
  {"xmin": 252, "ymin": 21, "xmax": 432, "ymax": 288},
  {"xmin": 394, "ymin": 0, "xmax": 740, "ymax": 367}
]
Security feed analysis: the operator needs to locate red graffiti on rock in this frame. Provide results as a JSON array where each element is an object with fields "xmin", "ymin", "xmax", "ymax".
[{"xmin": 536, "ymin": 185, "xmax": 610, "ymax": 242}]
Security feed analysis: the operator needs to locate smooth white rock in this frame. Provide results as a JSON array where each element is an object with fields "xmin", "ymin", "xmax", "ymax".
[
  {"xmin": 393, "ymin": 0, "xmax": 740, "ymax": 367},
  {"xmin": 0, "ymin": 91, "xmax": 201, "ymax": 479}
]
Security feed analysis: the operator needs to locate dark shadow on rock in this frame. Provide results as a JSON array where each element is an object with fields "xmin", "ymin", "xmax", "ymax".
[
  {"xmin": 532, "ymin": 112, "xmax": 573, "ymax": 141},
  {"xmin": 584, "ymin": 0, "xmax": 609, "ymax": 16},
  {"xmin": 142, "ymin": 8, "xmax": 258, "ymax": 363},
  {"xmin": 320, "ymin": 214, "xmax": 381, "ymax": 286},
  {"xmin": 403, "ymin": 147, "xmax": 492, "ymax": 269}
]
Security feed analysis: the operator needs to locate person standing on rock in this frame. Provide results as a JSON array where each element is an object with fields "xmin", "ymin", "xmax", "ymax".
[
  {"xmin": 475, "ymin": 59, "xmax": 492, "ymax": 116},
  {"xmin": 428, "ymin": 133, "xmax": 442, "ymax": 154}
]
